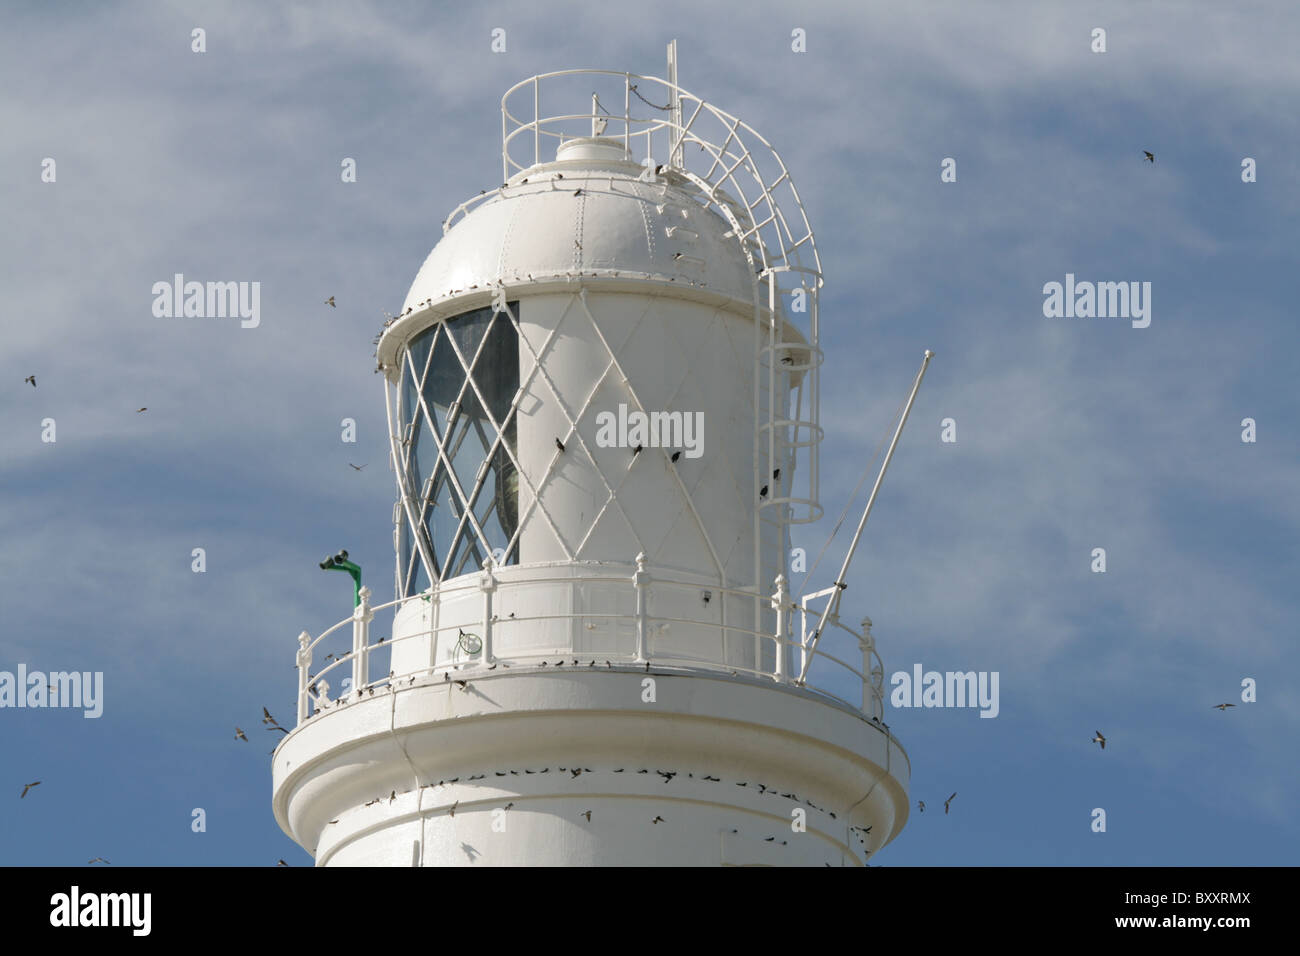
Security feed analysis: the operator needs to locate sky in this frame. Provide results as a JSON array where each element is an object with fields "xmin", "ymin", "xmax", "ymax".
[{"xmin": 1, "ymin": 0, "xmax": 1297, "ymax": 866}]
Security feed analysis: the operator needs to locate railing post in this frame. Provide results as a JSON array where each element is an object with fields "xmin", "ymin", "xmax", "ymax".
[
  {"xmin": 480, "ymin": 557, "xmax": 496, "ymax": 665},
  {"xmin": 633, "ymin": 552, "xmax": 649, "ymax": 662},
  {"xmin": 296, "ymin": 631, "xmax": 312, "ymax": 724},
  {"xmin": 860, "ymin": 615, "xmax": 875, "ymax": 718},
  {"xmin": 353, "ymin": 585, "xmax": 372, "ymax": 693},
  {"xmin": 772, "ymin": 574, "xmax": 788, "ymax": 683}
]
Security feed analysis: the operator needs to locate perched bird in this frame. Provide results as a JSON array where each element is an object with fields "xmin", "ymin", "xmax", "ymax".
[
  {"xmin": 671, "ymin": 450, "xmax": 682, "ymax": 463},
  {"xmin": 1143, "ymin": 151, "xmax": 1155, "ymax": 163},
  {"xmin": 135, "ymin": 407, "xmax": 147, "ymax": 413},
  {"xmin": 652, "ymin": 815, "xmax": 665, "ymax": 824},
  {"xmin": 580, "ymin": 809, "xmax": 592, "ymax": 821},
  {"xmin": 325, "ymin": 296, "xmax": 336, "ymax": 307},
  {"xmin": 449, "ymin": 800, "xmax": 458, "ymax": 817},
  {"xmin": 1213, "ymin": 703, "xmax": 1236, "ymax": 710},
  {"xmin": 773, "ymin": 468, "xmax": 781, "ymax": 480},
  {"xmin": 555, "ymin": 437, "xmax": 565, "ymax": 453},
  {"xmin": 348, "ymin": 463, "xmax": 367, "ymax": 471},
  {"xmin": 1092, "ymin": 730, "xmax": 1106, "ymax": 750},
  {"xmin": 20, "ymin": 781, "xmax": 40, "ymax": 798},
  {"xmin": 503, "ymin": 802, "xmax": 514, "ymax": 811},
  {"xmin": 759, "ymin": 485, "xmax": 768, "ymax": 498},
  {"xmin": 944, "ymin": 792, "xmax": 956, "ymax": 814},
  {"xmin": 917, "ymin": 800, "xmax": 925, "ymax": 813},
  {"xmin": 87, "ymin": 857, "xmax": 110, "ymax": 865},
  {"xmin": 24, "ymin": 375, "xmax": 35, "ymax": 388},
  {"xmin": 632, "ymin": 444, "xmax": 643, "ymax": 456},
  {"xmin": 389, "ymin": 790, "xmax": 396, "ymax": 803},
  {"xmin": 657, "ymin": 770, "xmax": 676, "ymax": 783},
  {"xmin": 235, "ymin": 727, "xmax": 248, "ymax": 742},
  {"xmin": 574, "ymin": 188, "xmax": 583, "ymax": 196}
]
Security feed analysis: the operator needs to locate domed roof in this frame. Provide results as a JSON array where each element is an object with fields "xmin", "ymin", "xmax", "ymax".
[{"xmin": 400, "ymin": 136, "xmax": 758, "ymax": 315}]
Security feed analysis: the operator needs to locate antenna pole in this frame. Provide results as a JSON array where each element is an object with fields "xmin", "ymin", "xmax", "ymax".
[
  {"xmin": 796, "ymin": 350, "xmax": 934, "ymax": 684},
  {"xmin": 667, "ymin": 39, "xmax": 682, "ymax": 167}
]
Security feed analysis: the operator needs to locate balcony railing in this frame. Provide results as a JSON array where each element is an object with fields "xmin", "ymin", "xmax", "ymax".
[{"xmin": 293, "ymin": 555, "xmax": 887, "ymax": 732}]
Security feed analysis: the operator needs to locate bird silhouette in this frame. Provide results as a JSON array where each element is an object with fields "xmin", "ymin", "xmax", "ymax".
[
  {"xmin": 449, "ymin": 801, "xmax": 459, "ymax": 817},
  {"xmin": 633, "ymin": 444, "xmax": 643, "ymax": 455},
  {"xmin": 1143, "ymin": 151, "xmax": 1155, "ymax": 163},
  {"xmin": 235, "ymin": 727, "xmax": 248, "ymax": 742},
  {"xmin": 759, "ymin": 485, "xmax": 768, "ymax": 498},
  {"xmin": 277, "ymin": 859, "xmax": 288, "ymax": 866},
  {"xmin": 20, "ymin": 782, "xmax": 40, "ymax": 798},
  {"xmin": 24, "ymin": 375, "xmax": 35, "ymax": 388},
  {"xmin": 348, "ymin": 463, "xmax": 367, "ymax": 471},
  {"xmin": 262, "ymin": 707, "xmax": 277, "ymax": 724},
  {"xmin": 325, "ymin": 296, "xmax": 336, "ymax": 307},
  {"xmin": 1213, "ymin": 703, "xmax": 1236, "ymax": 710},
  {"xmin": 773, "ymin": 468, "xmax": 780, "ymax": 480},
  {"xmin": 266, "ymin": 725, "xmax": 288, "ymax": 735},
  {"xmin": 555, "ymin": 437, "xmax": 565, "ymax": 452},
  {"xmin": 917, "ymin": 800, "xmax": 925, "ymax": 813},
  {"xmin": 135, "ymin": 407, "xmax": 147, "ymax": 413},
  {"xmin": 944, "ymin": 793, "xmax": 956, "ymax": 814},
  {"xmin": 1092, "ymin": 731, "xmax": 1106, "ymax": 750},
  {"xmin": 671, "ymin": 450, "xmax": 682, "ymax": 463},
  {"xmin": 652, "ymin": 815, "xmax": 665, "ymax": 824},
  {"xmin": 580, "ymin": 810, "xmax": 592, "ymax": 821},
  {"xmin": 87, "ymin": 857, "xmax": 110, "ymax": 865}
]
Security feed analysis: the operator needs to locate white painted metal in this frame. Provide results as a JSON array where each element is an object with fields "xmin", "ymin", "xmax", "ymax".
[{"xmin": 273, "ymin": 58, "xmax": 909, "ymax": 867}]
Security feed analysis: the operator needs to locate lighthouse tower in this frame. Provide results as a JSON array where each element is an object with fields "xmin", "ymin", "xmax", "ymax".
[{"xmin": 272, "ymin": 53, "xmax": 910, "ymax": 866}]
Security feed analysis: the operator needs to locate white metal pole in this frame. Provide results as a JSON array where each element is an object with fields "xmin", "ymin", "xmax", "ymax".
[{"xmin": 797, "ymin": 350, "xmax": 933, "ymax": 684}]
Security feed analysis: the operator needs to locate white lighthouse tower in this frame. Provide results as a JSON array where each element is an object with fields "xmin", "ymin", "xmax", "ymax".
[{"xmin": 272, "ymin": 49, "xmax": 911, "ymax": 866}]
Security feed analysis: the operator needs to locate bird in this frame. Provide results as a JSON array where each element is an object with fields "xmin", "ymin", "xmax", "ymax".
[
  {"xmin": 235, "ymin": 727, "xmax": 248, "ymax": 742},
  {"xmin": 944, "ymin": 792, "xmax": 956, "ymax": 814},
  {"xmin": 389, "ymin": 790, "xmax": 396, "ymax": 803},
  {"xmin": 580, "ymin": 809, "xmax": 592, "ymax": 821},
  {"xmin": 277, "ymin": 859, "xmax": 289, "ymax": 866},
  {"xmin": 348, "ymin": 463, "xmax": 367, "ymax": 471},
  {"xmin": 555, "ymin": 437, "xmax": 565, "ymax": 453},
  {"xmin": 266, "ymin": 725, "xmax": 288, "ymax": 734},
  {"xmin": 325, "ymin": 296, "xmax": 336, "ymax": 307},
  {"xmin": 449, "ymin": 801, "xmax": 459, "ymax": 818},
  {"xmin": 671, "ymin": 450, "xmax": 682, "ymax": 463},
  {"xmin": 1092, "ymin": 730, "xmax": 1106, "ymax": 750},
  {"xmin": 503, "ymin": 802, "xmax": 514, "ymax": 811},
  {"xmin": 20, "ymin": 782, "xmax": 40, "ymax": 798},
  {"xmin": 1143, "ymin": 150, "xmax": 1155, "ymax": 163},
  {"xmin": 574, "ymin": 188, "xmax": 583, "ymax": 196},
  {"xmin": 773, "ymin": 468, "xmax": 781, "ymax": 480},
  {"xmin": 632, "ymin": 444, "xmax": 643, "ymax": 456},
  {"xmin": 1213, "ymin": 703, "xmax": 1236, "ymax": 710},
  {"xmin": 657, "ymin": 771, "xmax": 676, "ymax": 783},
  {"xmin": 262, "ymin": 707, "xmax": 277, "ymax": 724},
  {"xmin": 135, "ymin": 407, "xmax": 147, "ymax": 413},
  {"xmin": 759, "ymin": 485, "xmax": 768, "ymax": 498},
  {"xmin": 24, "ymin": 375, "xmax": 35, "ymax": 388},
  {"xmin": 917, "ymin": 800, "xmax": 925, "ymax": 813},
  {"xmin": 87, "ymin": 857, "xmax": 110, "ymax": 865},
  {"xmin": 327, "ymin": 820, "xmax": 339, "ymax": 825},
  {"xmin": 652, "ymin": 816, "xmax": 665, "ymax": 824}
]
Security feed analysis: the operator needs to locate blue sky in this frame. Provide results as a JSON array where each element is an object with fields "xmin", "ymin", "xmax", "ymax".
[{"xmin": 2, "ymin": 0, "xmax": 1296, "ymax": 866}]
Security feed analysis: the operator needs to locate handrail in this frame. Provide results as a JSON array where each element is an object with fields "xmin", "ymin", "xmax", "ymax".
[{"xmin": 291, "ymin": 559, "xmax": 888, "ymax": 730}]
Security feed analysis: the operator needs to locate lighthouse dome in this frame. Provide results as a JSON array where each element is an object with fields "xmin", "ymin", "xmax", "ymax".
[{"xmin": 400, "ymin": 136, "xmax": 758, "ymax": 318}]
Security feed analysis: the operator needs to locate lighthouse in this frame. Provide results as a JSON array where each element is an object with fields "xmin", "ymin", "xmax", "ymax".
[{"xmin": 272, "ymin": 50, "xmax": 911, "ymax": 866}]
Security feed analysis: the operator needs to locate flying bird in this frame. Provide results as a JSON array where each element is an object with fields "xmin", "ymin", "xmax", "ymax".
[
  {"xmin": 944, "ymin": 793, "xmax": 956, "ymax": 814},
  {"xmin": 1143, "ymin": 150, "xmax": 1155, "ymax": 163},
  {"xmin": 580, "ymin": 809, "xmax": 592, "ymax": 821},
  {"xmin": 235, "ymin": 727, "xmax": 248, "ymax": 741},
  {"xmin": 348, "ymin": 463, "xmax": 367, "ymax": 471},
  {"xmin": 24, "ymin": 375, "xmax": 35, "ymax": 388},
  {"xmin": 917, "ymin": 800, "xmax": 925, "ymax": 813},
  {"xmin": 266, "ymin": 725, "xmax": 288, "ymax": 734},
  {"xmin": 325, "ymin": 296, "xmax": 336, "ymax": 307},
  {"xmin": 1213, "ymin": 703, "xmax": 1236, "ymax": 710},
  {"xmin": 87, "ymin": 857, "xmax": 110, "ymax": 865},
  {"xmin": 555, "ymin": 437, "xmax": 565, "ymax": 453},
  {"xmin": 262, "ymin": 707, "xmax": 277, "ymax": 724},
  {"xmin": 652, "ymin": 816, "xmax": 665, "ymax": 824},
  {"xmin": 1092, "ymin": 730, "xmax": 1106, "ymax": 750},
  {"xmin": 135, "ymin": 407, "xmax": 147, "ymax": 413},
  {"xmin": 20, "ymin": 781, "xmax": 40, "ymax": 798}
]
